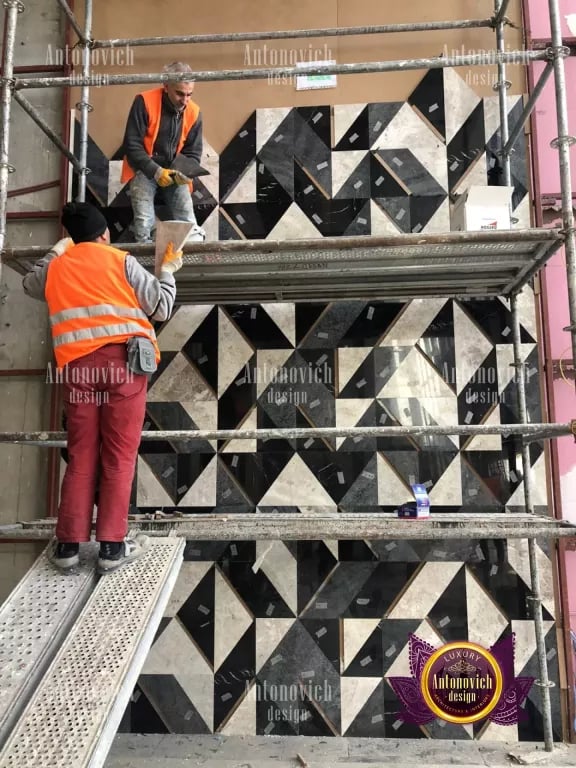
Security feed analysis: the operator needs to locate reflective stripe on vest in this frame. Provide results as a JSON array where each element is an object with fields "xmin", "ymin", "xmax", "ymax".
[
  {"xmin": 120, "ymin": 87, "xmax": 200, "ymax": 184},
  {"xmin": 45, "ymin": 241, "xmax": 160, "ymax": 369}
]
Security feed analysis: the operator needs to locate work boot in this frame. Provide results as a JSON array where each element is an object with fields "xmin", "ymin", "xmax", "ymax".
[
  {"xmin": 97, "ymin": 534, "xmax": 150, "ymax": 575},
  {"xmin": 48, "ymin": 539, "xmax": 80, "ymax": 571}
]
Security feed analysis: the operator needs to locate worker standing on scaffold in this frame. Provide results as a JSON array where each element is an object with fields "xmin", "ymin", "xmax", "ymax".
[
  {"xmin": 22, "ymin": 201, "xmax": 183, "ymax": 574},
  {"xmin": 121, "ymin": 61, "xmax": 206, "ymax": 244}
]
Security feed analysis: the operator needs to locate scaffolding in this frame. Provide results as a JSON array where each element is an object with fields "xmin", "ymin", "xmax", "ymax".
[{"xmin": 0, "ymin": 0, "xmax": 575, "ymax": 757}]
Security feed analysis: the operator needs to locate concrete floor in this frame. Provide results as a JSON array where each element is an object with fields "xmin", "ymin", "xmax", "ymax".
[{"xmin": 105, "ymin": 735, "xmax": 576, "ymax": 767}]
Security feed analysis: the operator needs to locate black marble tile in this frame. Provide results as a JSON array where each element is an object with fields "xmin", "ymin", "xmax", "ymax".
[
  {"xmin": 344, "ymin": 563, "xmax": 420, "ymax": 619},
  {"xmin": 343, "ymin": 200, "xmax": 372, "ymax": 236},
  {"xmin": 447, "ymin": 101, "xmax": 485, "ymax": 193},
  {"xmin": 296, "ymin": 541, "xmax": 339, "ymax": 614},
  {"xmin": 334, "ymin": 106, "xmax": 369, "ymax": 151},
  {"xmin": 295, "ymin": 697, "xmax": 338, "ymax": 736},
  {"xmin": 220, "ymin": 200, "xmax": 292, "ymax": 239},
  {"xmin": 340, "ymin": 454, "xmax": 379, "ymax": 507},
  {"xmin": 257, "ymin": 160, "xmax": 294, "ymax": 205},
  {"xmin": 408, "ymin": 69, "xmax": 445, "ymax": 139},
  {"xmin": 516, "ymin": 628, "xmax": 562, "ymax": 742},
  {"xmin": 219, "ymin": 211, "xmax": 243, "ymax": 240},
  {"xmin": 343, "ymin": 680, "xmax": 386, "ymax": 737},
  {"xmin": 294, "ymin": 111, "xmax": 332, "ymax": 195},
  {"xmin": 183, "ymin": 541, "xmax": 232, "ymax": 561},
  {"xmin": 302, "ymin": 562, "xmax": 378, "ymax": 619},
  {"xmin": 153, "ymin": 616, "xmax": 172, "ymax": 644},
  {"xmin": 300, "ymin": 618, "xmax": 340, "ymax": 673},
  {"xmin": 74, "ymin": 121, "xmax": 109, "ymax": 206},
  {"xmin": 457, "ymin": 298, "xmax": 535, "ymax": 345},
  {"xmin": 338, "ymin": 402, "xmax": 378, "ymax": 454},
  {"xmin": 181, "ymin": 306, "xmax": 219, "ymax": 394},
  {"xmin": 340, "ymin": 304, "xmax": 405, "ymax": 348},
  {"xmin": 257, "ymin": 699, "xmax": 298, "ymax": 735},
  {"xmin": 219, "ymin": 562, "xmax": 294, "ymax": 618},
  {"xmin": 379, "ymin": 450, "xmax": 419, "ymax": 489},
  {"xmin": 368, "ymin": 540, "xmax": 422, "ymax": 562},
  {"xmin": 338, "ymin": 541, "xmax": 378, "ymax": 561},
  {"xmin": 419, "ymin": 450, "xmax": 459, "ymax": 490},
  {"xmin": 427, "ymin": 564, "xmax": 467, "ymax": 642},
  {"xmin": 339, "ymin": 352, "xmax": 376, "ymax": 399},
  {"xmin": 218, "ymin": 357, "xmax": 257, "ymax": 429},
  {"xmin": 370, "ymin": 152, "xmax": 408, "ymax": 197},
  {"xmin": 300, "ymin": 452, "xmax": 376, "ymax": 505},
  {"xmin": 499, "ymin": 348, "xmax": 542, "ymax": 422},
  {"xmin": 256, "ymin": 405, "xmax": 298, "ymax": 453},
  {"xmin": 368, "ymin": 102, "xmax": 404, "ymax": 144},
  {"xmin": 379, "ymin": 619, "xmax": 422, "ymax": 674},
  {"xmin": 298, "ymin": 301, "xmax": 366, "ymax": 350},
  {"xmin": 344, "ymin": 623, "xmax": 384, "ymax": 677},
  {"xmin": 258, "ymin": 111, "xmax": 295, "ymax": 199},
  {"xmin": 460, "ymin": 451, "xmax": 511, "ymax": 507},
  {"xmin": 375, "ymin": 402, "xmax": 420, "ymax": 452},
  {"xmin": 375, "ymin": 148, "xmax": 446, "ymax": 197},
  {"xmin": 328, "ymin": 198, "xmax": 371, "ymax": 236},
  {"xmin": 145, "ymin": 403, "xmax": 215, "ymax": 455},
  {"xmin": 219, "ymin": 112, "xmax": 256, "ymax": 200},
  {"xmin": 214, "ymin": 622, "xmax": 255, "ymax": 730},
  {"xmin": 139, "ymin": 675, "xmax": 211, "ymax": 733},
  {"xmin": 177, "ymin": 566, "xmax": 215, "ymax": 666},
  {"xmin": 417, "ymin": 300, "xmax": 455, "ymax": 380},
  {"xmin": 333, "ymin": 153, "xmax": 371, "ymax": 199},
  {"xmin": 424, "ymin": 719, "xmax": 471, "ymax": 741},
  {"xmin": 217, "ymin": 458, "xmax": 253, "ymax": 507},
  {"xmin": 467, "ymin": 562, "xmax": 533, "ymax": 620},
  {"xmin": 383, "ymin": 680, "xmax": 427, "ymax": 738},
  {"xmin": 295, "ymin": 303, "xmax": 328, "ymax": 347},
  {"xmin": 220, "ymin": 452, "xmax": 294, "ymax": 505},
  {"xmin": 225, "ymin": 306, "xmax": 293, "ymax": 349},
  {"xmin": 297, "ymin": 106, "xmax": 331, "ymax": 148},
  {"xmin": 409, "ymin": 194, "xmax": 446, "ymax": 232},
  {"xmin": 120, "ymin": 685, "xmax": 169, "ymax": 734},
  {"xmin": 457, "ymin": 350, "xmax": 500, "ymax": 426},
  {"xmin": 190, "ymin": 177, "xmax": 218, "ymax": 207},
  {"xmin": 373, "ymin": 196, "xmax": 411, "ymax": 233}
]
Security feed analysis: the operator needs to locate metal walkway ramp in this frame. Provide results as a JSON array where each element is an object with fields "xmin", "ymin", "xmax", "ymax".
[{"xmin": 0, "ymin": 538, "xmax": 184, "ymax": 768}]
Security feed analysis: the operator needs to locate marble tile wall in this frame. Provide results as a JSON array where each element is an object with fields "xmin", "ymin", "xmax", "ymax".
[{"xmin": 70, "ymin": 69, "xmax": 559, "ymax": 739}]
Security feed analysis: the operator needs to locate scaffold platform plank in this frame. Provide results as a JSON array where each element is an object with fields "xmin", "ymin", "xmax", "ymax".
[
  {"xmin": 0, "ymin": 538, "xmax": 185, "ymax": 768},
  {"xmin": 3, "ymin": 513, "xmax": 576, "ymax": 541},
  {"xmin": 2, "ymin": 229, "xmax": 564, "ymax": 302}
]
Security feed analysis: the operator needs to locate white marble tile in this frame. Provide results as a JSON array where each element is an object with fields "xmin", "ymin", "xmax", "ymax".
[
  {"xmin": 180, "ymin": 399, "xmax": 218, "ymax": 438},
  {"xmin": 261, "ymin": 304, "xmax": 296, "ymax": 347},
  {"xmin": 178, "ymin": 455, "xmax": 217, "ymax": 507},
  {"xmin": 495, "ymin": 343, "xmax": 536, "ymax": 396},
  {"xmin": 331, "ymin": 150, "xmax": 369, "ymax": 197},
  {"xmin": 385, "ymin": 619, "xmax": 444, "ymax": 678},
  {"xmin": 165, "ymin": 561, "xmax": 213, "ymax": 617},
  {"xmin": 370, "ymin": 199, "xmax": 405, "ymax": 236},
  {"xmin": 266, "ymin": 201, "xmax": 323, "ymax": 240},
  {"xmin": 107, "ymin": 160, "xmax": 125, "ymax": 205},
  {"xmin": 372, "ymin": 102, "xmax": 448, "ymax": 193},
  {"xmin": 511, "ymin": 619, "xmax": 555, "ymax": 675},
  {"xmin": 512, "ymin": 194, "xmax": 532, "ymax": 230},
  {"xmin": 464, "ymin": 405, "xmax": 502, "ymax": 451},
  {"xmin": 377, "ymin": 453, "xmax": 413, "ymax": 507},
  {"xmin": 224, "ymin": 159, "xmax": 257, "ymax": 203},
  {"xmin": 220, "ymin": 683, "xmax": 256, "ymax": 735},
  {"xmin": 337, "ymin": 347, "xmax": 371, "ymax": 394},
  {"xmin": 465, "ymin": 567, "xmax": 508, "ymax": 647},
  {"xmin": 157, "ymin": 305, "xmax": 213, "ymax": 352},
  {"xmin": 453, "ymin": 302, "xmax": 493, "ymax": 394},
  {"xmin": 218, "ymin": 307, "xmax": 255, "ymax": 397},
  {"xmin": 506, "ymin": 452, "xmax": 550, "ymax": 509},
  {"xmin": 136, "ymin": 456, "xmax": 174, "ymax": 508},
  {"xmin": 379, "ymin": 298, "xmax": 448, "ymax": 347},
  {"xmin": 221, "ymin": 405, "xmax": 257, "ymax": 453},
  {"xmin": 444, "ymin": 68, "xmax": 482, "ymax": 144},
  {"xmin": 323, "ymin": 540, "xmax": 339, "ymax": 560},
  {"xmin": 387, "ymin": 562, "xmax": 463, "ymax": 619},
  {"xmin": 257, "ymin": 541, "xmax": 297, "ymax": 615},
  {"xmin": 507, "ymin": 540, "xmax": 555, "ymax": 618},
  {"xmin": 148, "ymin": 352, "xmax": 216, "ymax": 402},
  {"xmin": 422, "ymin": 197, "xmax": 451, "ymax": 233},
  {"xmin": 255, "ymin": 349, "xmax": 294, "ymax": 398},
  {"xmin": 515, "ymin": 284, "xmax": 537, "ymax": 342},
  {"xmin": 333, "ymin": 104, "xmax": 366, "ymax": 148},
  {"xmin": 428, "ymin": 455, "xmax": 463, "ymax": 506},
  {"xmin": 451, "ymin": 151, "xmax": 488, "ymax": 199},
  {"xmin": 257, "ymin": 107, "xmax": 292, "ymax": 153},
  {"xmin": 479, "ymin": 721, "xmax": 518, "ymax": 742},
  {"xmin": 142, "ymin": 618, "xmax": 213, "ymax": 731},
  {"xmin": 200, "ymin": 139, "xmax": 219, "ymax": 202},
  {"xmin": 259, "ymin": 454, "xmax": 335, "ymax": 507},
  {"xmin": 342, "ymin": 619, "xmax": 380, "ymax": 671},
  {"xmin": 200, "ymin": 206, "xmax": 219, "ymax": 243},
  {"xmin": 256, "ymin": 618, "xmax": 295, "ymax": 673},
  {"xmin": 214, "ymin": 568, "xmax": 253, "ymax": 671},
  {"xmin": 341, "ymin": 677, "xmax": 381, "ymax": 734},
  {"xmin": 378, "ymin": 347, "xmax": 455, "ymax": 400},
  {"xmin": 336, "ymin": 398, "xmax": 373, "ymax": 449}
]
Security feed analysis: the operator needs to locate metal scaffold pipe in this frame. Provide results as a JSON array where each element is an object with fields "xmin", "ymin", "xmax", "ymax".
[
  {"xmin": 91, "ymin": 18, "xmax": 495, "ymax": 49},
  {"xmin": 0, "ymin": 0, "xmax": 22, "ymax": 286},
  {"xmin": 76, "ymin": 0, "xmax": 93, "ymax": 202},
  {"xmin": 493, "ymin": 0, "xmax": 511, "ymax": 26},
  {"xmin": 12, "ymin": 49, "xmax": 548, "ymax": 89},
  {"xmin": 503, "ymin": 61, "xmax": 554, "ymax": 157},
  {"xmin": 494, "ymin": 0, "xmax": 512, "ymax": 187},
  {"xmin": 55, "ymin": 0, "xmax": 87, "ymax": 45},
  {"xmin": 547, "ymin": 0, "xmax": 576, "ymax": 379}
]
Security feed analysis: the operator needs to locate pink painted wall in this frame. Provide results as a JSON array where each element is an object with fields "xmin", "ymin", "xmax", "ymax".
[{"xmin": 525, "ymin": 0, "xmax": 576, "ymax": 42}]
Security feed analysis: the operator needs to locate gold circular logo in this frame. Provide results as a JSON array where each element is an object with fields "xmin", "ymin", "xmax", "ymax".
[{"xmin": 420, "ymin": 641, "xmax": 503, "ymax": 724}]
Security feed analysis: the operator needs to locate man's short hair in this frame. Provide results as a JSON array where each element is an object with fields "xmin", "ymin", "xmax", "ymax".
[{"xmin": 163, "ymin": 61, "xmax": 194, "ymax": 81}]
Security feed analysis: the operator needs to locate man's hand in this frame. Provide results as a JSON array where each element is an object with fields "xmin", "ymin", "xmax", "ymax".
[
  {"xmin": 50, "ymin": 237, "xmax": 73, "ymax": 256},
  {"xmin": 172, "ymin": 171, "xmax": 190, "ymax": 186},
  {"xmin": 154, "ymin": 168, "xmax": 174, "ymax": 188},
  {"xmin": 161, "ymin": 241, "xmax": 183, "ymax": 275}
]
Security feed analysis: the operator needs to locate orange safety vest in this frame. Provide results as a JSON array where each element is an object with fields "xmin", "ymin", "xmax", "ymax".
[
  {"xmin": 45, "ymin": 242, "xmax": 160, "ymax": 369},
  {"xmin": 121, "ymin": 87, "xmax": 200, "ymax": 184}
]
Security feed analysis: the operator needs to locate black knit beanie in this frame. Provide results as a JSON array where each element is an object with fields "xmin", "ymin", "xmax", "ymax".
[{"xmin": 61, "ymin": 202, "xmax": 108, "ymax": 243}]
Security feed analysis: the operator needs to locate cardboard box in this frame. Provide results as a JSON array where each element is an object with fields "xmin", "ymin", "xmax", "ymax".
[
  {"xmin": 397, "ymin": 484, "xmax": 431, "ymax": 519},
  {"xmin": 451, "ymin": 185, "xmax": 514, "ymax": 232}
]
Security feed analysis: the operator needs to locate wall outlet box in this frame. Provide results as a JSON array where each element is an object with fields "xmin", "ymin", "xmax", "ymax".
[
  {"xmin": 451, "ymin": 185, "xmax": 514, "ymax": 232},
  {"xmin": 397, "ymin": 484, "xmax": 431, "ymax": 519}
]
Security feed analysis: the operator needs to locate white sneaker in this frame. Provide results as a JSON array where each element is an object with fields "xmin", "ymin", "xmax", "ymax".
[
  {"xmin": 97, "ymin": 534, "xmax": 150, "ymax": 575},
  {"xmin": 186, "ymin": 224, "xmax": 205, "ymax": 242}
]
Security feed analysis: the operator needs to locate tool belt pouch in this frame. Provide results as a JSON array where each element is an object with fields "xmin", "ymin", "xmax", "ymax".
[{"xmin": 126, "ymin": 336, "xmax": 157, "ymax": 375}]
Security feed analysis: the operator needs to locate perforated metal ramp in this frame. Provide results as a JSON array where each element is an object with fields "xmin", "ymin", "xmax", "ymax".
[
  {"xmin": 0, "ymin": 543, "xmax": 98, "ymax": 750},
  {"xmin": 0, "ymin": 538, "xmax": 185, "ymax": 768}
]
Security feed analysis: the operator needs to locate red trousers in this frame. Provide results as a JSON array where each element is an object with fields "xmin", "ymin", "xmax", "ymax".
[{"xmin": 56, "ymin": 343, "xmax": 148, "ymax": 543}]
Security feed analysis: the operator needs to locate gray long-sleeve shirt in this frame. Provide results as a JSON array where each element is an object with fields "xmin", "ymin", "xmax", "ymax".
[{"xmin": 22, "ymin": 247, "xmax": 176, "ymax": 322}]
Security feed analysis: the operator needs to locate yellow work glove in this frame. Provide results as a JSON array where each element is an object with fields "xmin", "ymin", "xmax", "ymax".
[
  {"xmin": 161, "ymin": 241, "xmax": 183, "ymax": 275},
  {"xmin": 154, "ymin": 168, "xmax": 174, "ymax": 188},
  {"xmin": 172, "ymin": 171, "xmax": 189, "ymax": 186}
]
